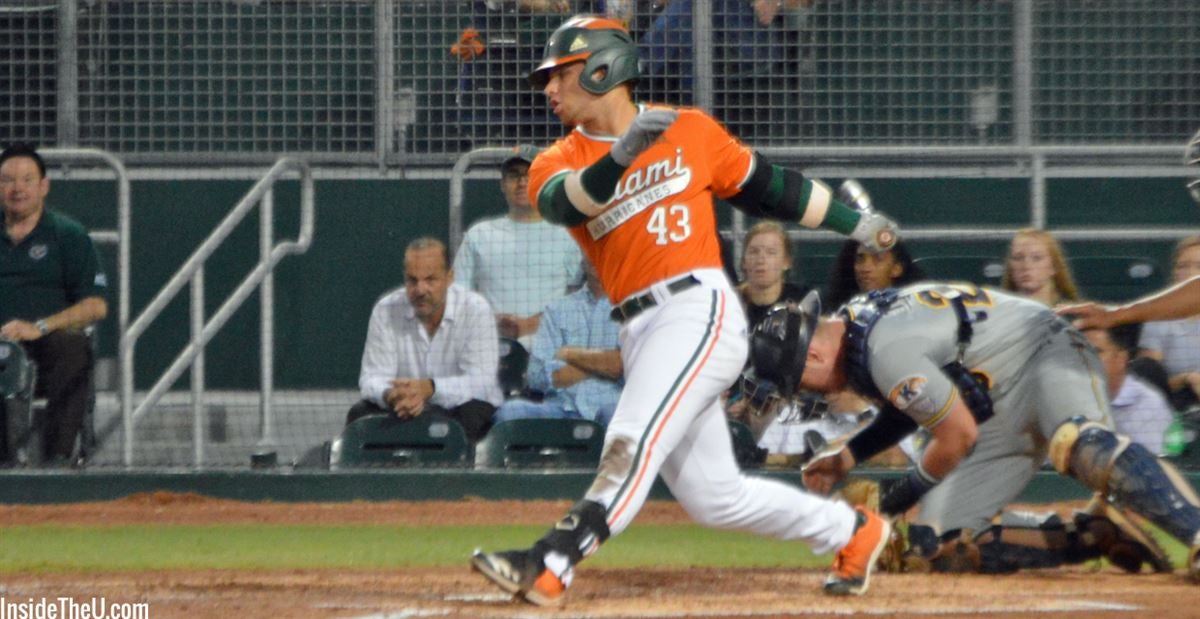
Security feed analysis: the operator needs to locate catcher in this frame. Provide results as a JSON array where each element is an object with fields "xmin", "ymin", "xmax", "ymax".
[{"xmin": 746, "ymin": 285, "xmax": 1200, "ymax": 578}]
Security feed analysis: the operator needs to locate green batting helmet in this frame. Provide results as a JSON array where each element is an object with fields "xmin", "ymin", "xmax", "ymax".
[{"xmin": 528, "ymin": 15, "xmax": 640, "ymax": 95}]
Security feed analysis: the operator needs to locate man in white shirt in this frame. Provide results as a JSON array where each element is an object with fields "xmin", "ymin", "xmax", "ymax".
[
  {"xmin": 1086, "ymin": 326, "xmax": 1175, "ymax": 455},
  {"xmin": 348, "ymin": 238, "xmax": 503, "ymax": 442},
  {"xmin": 454, "ymin": 145, "xmax": 582, "ymax": 347}
]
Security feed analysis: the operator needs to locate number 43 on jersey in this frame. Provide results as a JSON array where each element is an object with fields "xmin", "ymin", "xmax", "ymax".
[{"xmin": 646, "ymin": 204, "xmax": 692, "ymax": 245}]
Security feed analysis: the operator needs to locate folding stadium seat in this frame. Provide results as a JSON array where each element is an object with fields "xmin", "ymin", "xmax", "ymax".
[
  {"xmin": 912, "ymin": 255, "xmax": 1005, "ymax": 288},
  {"xmin": 0, "ymin": 339, "xmax": 36, "ymax": 464},
  {"xmin": 475, "ymin": 418, "xmax": 604, "ymax": 469},
  {"xmin": 329, "ymin": 413, "xmax": 472, "ymax": 469},
  {"xmin": 1067, "ymin": 256, "xmax": 1164, "ymax": 303},
  {"xmin": 497, "ymin": 337, "xmax": 530, "ymax": 399}
]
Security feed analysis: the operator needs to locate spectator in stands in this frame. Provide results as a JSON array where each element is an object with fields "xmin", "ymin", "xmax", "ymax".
[
  {"xmin": 639, "ymin": 0, "xmax": 806, "ymax": 123},
  {"xmin": 1001, "ymin": 228, "xmax": 1080, "ymax": 307},
  {"xmin": 1085, "ymin": 325, "xmax": 1175, "ymax": 455},
  {"xmin": 454, "ymin": 145, "xmax": 583, "ymax": 348},
  {"xmin": 825, "ymin": 238, "xmax": 925, "ymax": 309},
  {"xmin": 493, "ymin": 259, "xmax": 622, "ymax": 426},
  {"xmin": 1136, "ymin": 235, "xmax": 1200, "ymax": 411},
  {"xmin": 348, "ymin": 238, "xmax": 503, "ymax": 442},
  {"xmin": 736, "ymin": 221, "xmax": 812, "ymax": 327},
  {"xmin": 0, "ymin": 143, "xmax": 108, "ymax": 466}
]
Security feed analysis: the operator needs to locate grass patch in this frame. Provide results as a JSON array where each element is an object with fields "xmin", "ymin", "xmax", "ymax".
[
  {"xmin": 0, "ymin": 522, "xmax": 1188, "ymax": 573},
  {"xmin": 0, "ymin": 524, "xmax": 825, "ymax": 573}
]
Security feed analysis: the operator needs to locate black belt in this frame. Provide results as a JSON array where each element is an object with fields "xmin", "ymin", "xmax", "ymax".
[{"xmin": 610, "ymin": 275, "xmax": 701, "ymax": 323}]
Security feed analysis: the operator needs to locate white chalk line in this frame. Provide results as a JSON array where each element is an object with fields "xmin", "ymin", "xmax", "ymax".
[{"xmin": 348, "ymin": 598, "xmax": 1139, "ymax": 618}]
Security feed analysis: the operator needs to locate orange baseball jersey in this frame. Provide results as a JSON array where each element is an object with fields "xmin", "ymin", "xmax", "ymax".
[{"xmin": 528, "ymin": 104, "xmax": 755, "ymax": 304}]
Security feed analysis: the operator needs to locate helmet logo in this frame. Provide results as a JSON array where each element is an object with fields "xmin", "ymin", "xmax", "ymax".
[{"xmin": 569, "ymin": 35, "xmax": 588, "ymax": 52}]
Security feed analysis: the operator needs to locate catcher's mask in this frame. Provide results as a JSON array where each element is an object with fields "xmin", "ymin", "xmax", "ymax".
[
  {"xmin": 749, "ymin": 290, "xmax": 821, "ymax": 398},
  {"xmin": 1187, "ymin": 128, "xmax": 1200, "ymax": 205},
  {"xmin": 529, "ymin": 15, "xmax": 640, "ymax": 95}
]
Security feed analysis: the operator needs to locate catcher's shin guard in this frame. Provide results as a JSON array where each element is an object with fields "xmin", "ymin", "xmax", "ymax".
[{"xmin": 1052, "ymin": 417, "xmax": 1200, "ymax": 549}]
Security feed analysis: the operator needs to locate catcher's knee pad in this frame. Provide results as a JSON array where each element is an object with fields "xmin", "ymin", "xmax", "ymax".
[
  {"xmin": 1048, "ymin": 416, "xmax": 1115, "ymax": 479},
  {"xmin": 536, "ymin": 500, "xmax": 611, "ymax": 565}
]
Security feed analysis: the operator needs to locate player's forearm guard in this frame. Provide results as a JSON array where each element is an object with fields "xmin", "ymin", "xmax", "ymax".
[
  {"xmin": 847, "ymin": 405, "xmax": 918, "ymax": 464},
  {"xmin": 727, "ymin": 153, "xmax": 862, "ymax": 234}
]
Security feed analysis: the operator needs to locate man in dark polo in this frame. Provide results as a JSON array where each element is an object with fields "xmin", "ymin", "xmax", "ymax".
[{"xmin": 0, "ymin": 143, "xmax": 108, "ymax": 465}]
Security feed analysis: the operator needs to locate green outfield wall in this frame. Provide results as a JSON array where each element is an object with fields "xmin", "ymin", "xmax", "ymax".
[{"xmin": 0, "ymin": 468, "xmax": 1156, "ymax": 505}]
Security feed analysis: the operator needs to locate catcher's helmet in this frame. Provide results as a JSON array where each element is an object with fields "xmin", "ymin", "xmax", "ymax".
[
  {"xmin": 749, "ymin": 291, "xmax": 822, "ymax": 398},
  {"xmin": 529, "ymin": 15, "xmax": 639, "ymax": 95},
  {"xmin": 1187, "ymin": 128, "xmax": 1200, "ymax": 205}
]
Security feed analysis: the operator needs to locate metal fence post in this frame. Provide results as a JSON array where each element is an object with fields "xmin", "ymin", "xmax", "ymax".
[
  {"xmin": 56, "ymin": 0, "xmax": 79, "ymax": 146},
  {"xmin": 375, "ymin": 0, "xmax": 396, "ymax": 168}
]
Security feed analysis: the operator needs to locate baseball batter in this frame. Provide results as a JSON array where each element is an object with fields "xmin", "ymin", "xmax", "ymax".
[
  {"xmin": 470, "ymin": 15, "xmax": 899, "ymax": 605},
  {"xmin": 753, "ymin": 283, "xmax": 1200, "ymax": 580}
]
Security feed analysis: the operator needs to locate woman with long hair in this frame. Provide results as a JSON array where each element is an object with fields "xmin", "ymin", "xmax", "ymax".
[
  {"xmin": 1001, "ymin": 228, "xmax": 1080, "ymax": 306},
  {"xmin": 825, "ymin": 239, "xmax": 925, "ymax": 309}
]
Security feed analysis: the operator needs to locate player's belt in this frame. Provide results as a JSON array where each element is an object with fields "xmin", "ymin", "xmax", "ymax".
[{"xmin": 610, "ymin": 275, "xmax": 701, "ymax": 323}]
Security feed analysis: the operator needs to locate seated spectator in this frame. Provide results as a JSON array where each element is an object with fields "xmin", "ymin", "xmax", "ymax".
[
  {"xmin": 736, "ymin": 221, "xmax": 812, "ymax": 326},
  {"xmin": 825, "ymin": 238, "xmax": 925, "ymax": 311},
  {"xmin": 639, "ymin": 0, "xmax": 804, "ymax": 118},
  {"xmin": 1086, "ymin": 325, "xmax": 1175, "ymax": 455},
  {"xmin": 0, "ymin": 143, "xmax": 108, "ymax": 465},
  {"xmin": 494, "ymin": 259, "xmax": 621, "ymax": 426},
  {"xmin": 1001, "ymin": 228, "xmax": 1080, "ymax": 307},
  {"xmin": 1137, "ymin": 234, "xmax": 1200, "ymax": 410},
  {"xmin": 454, "ymin": 145, "xmax": 582, "ymax": 347},
  {"xmin": 348, "ymin": 238, "xmax": 503, "ymax": 442}
]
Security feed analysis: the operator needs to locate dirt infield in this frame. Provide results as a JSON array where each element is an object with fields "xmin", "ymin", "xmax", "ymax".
[{"xmin": 2, "ymin": 493, "xmax": 1197, "ymax": 619}]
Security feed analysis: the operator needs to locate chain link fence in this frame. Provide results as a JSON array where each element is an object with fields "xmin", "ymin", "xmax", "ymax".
[{"xmin": 2, "ymin": 1, "xmax": 1198, "ymax": 165}]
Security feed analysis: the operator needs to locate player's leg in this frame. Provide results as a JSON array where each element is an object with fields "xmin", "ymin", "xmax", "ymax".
[
  {"xmin": 658, "ymin": 399, "xmax": 890, "ymax": 595},
  {"xmin": 906, "ymin": 378, "xmax": 1049, "ymax": 573},
  {"xmin": 659, "ymin": 397, "xmax": 856, "ymax": 550},
  {"xmin": 1036, "ymin": 328, "xmax": 1200, "ymax": 578},
  {"xmin": 915, "ymin": 400, "xmax": 1040, "ymax": 537},
  {"xmin": 472, "ymin": 286, "xmax": 747, "ymax": 604}
]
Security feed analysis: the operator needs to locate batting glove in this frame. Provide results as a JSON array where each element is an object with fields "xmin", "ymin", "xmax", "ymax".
[
  {"xmin": 851, "ymin": 211, "xmax": 899, "ymax": 253},
  {"xmin": 611, "ymin": 108, "xmax": 678, "ymax": 167}
]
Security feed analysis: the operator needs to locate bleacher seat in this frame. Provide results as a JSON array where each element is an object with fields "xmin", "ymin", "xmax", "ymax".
[
  {"xmin": 475, "ymin": 418, "xmax": 604, "ymax": 469},
  {"xmin": 912, "ymin": 255, "xmax": 1005, "ymax": 287},
  {"xmin": 1067, "ymin": 256, "xmax": 1163, "ymax": 303},
  {"xmin": 0, "ymin": 339, "xmax": 36, "ymax": 463},
  {"xmin": 329, "ymin": 413, "xmax": 472, "ymax": 469}
]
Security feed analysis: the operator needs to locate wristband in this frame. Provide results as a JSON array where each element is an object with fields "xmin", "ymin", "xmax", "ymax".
[
  {"xmin": 34, "ymin": 319, "xmax": 50, "ymax": 335},
  {"xmin": 879, "ymin": 462, "xmax": 940, "ymax": 517}
]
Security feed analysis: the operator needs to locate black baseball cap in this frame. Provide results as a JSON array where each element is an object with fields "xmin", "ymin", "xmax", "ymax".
[{"xmin": 500, "ymin": 144, "xmax": 541, "ymax": 175}]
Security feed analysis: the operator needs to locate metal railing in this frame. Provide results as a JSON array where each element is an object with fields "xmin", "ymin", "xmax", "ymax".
[
  {"xmin": 449, "ymin": 144, "xmax": 1196, "ymax": 266},
  {"xmin": 39, "ymin": 148, "xmax": 131, "ymax": 346},
  {"xmin": 731, "ymin": 144, "xmax": 1196, "ymax": 250},
  {"xmin": 118, "ymin": 158, "xmax": 314, "ymax": 467}
]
